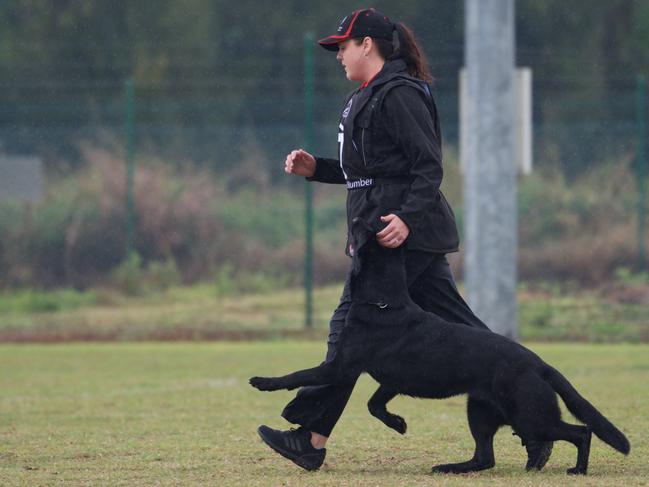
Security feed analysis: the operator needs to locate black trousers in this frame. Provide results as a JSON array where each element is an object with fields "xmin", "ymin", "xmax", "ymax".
[{"xmin": 281, "ymin": 250, "xmax": 490, "ymax": 437}]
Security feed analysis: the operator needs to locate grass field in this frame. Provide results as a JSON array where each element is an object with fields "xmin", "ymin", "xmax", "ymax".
[
  {"xmin": 1, "ymin": 280, "xmax": 648, "ymax": 342},
  {"xmin": 1, "ymin": 342, "xmax": 647, "ymax": 486}
]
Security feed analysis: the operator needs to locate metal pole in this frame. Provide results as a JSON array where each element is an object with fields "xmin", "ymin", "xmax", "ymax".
[
  {"xmin": 124, "ymin": 79, "xmax": 136, "ymax": 258},
  {"xmin": 464, "ymin": 0, "xmax": 517, "ymax": 338},
  {"xmin": 636, "ymin": 74, "xmax": 647, "ymax": 272},
  {"xmin": 304, "ymin": 33, "xmax": 314, "ymax": 328}
]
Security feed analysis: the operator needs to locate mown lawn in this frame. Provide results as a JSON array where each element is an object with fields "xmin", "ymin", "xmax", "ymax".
[
  {"xmin": 1, "ymin": 281, "xmax": 648, "ymax": 342},
  {"xmin": 0, "ymin": 342, "xmax": 647, "ymax": 486}
]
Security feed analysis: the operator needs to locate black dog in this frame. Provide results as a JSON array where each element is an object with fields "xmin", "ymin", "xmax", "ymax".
[{"xmin": 250, "ymin": 219, "xmax": 630, "ymax": 475}]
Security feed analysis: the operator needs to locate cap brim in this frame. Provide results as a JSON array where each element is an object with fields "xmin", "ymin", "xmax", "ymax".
[{"xmin": 317, "ymin": 34, "xmax": 350, "ymax": 51}]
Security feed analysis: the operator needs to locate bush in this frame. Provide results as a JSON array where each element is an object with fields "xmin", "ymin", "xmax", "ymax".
[
  {"xmin": 110, "ymin": 252, "xmax": 143, "ymax": 295},
  {"xmin": 0, "ymin": 145, "xmax": 644, "ymax": 291},
  {"xmin": 109, "ymin": 253, "xmax": 183, "ymax": 295},
  {"xmin": 143, "ymin": 258, "xmax": 182, "ymax": 291},
  {"xmin": 0, "ymin": 288, "xmax": 96, "ymax": 313}
]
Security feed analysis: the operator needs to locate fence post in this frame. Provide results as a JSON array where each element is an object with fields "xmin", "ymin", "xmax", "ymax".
[
  {"xmin": 304, "ymin": 33, "xmax": 314, "ymax": 328},
  {"xmin": 124, "ymin": 78, "xmax": 136, "ymax": 258},
  {"xmin": 464, "ymin": 0, "xmax": 517, "ymax": 339},
  {"xmin": 637, "ymin": 74, "xmax": 647, "ymax": 272}
]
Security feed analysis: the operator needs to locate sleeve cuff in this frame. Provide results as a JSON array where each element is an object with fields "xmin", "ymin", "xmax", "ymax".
[{"xmin": 393, "ymin": 211, "xmax": 414, "ymax": 234}]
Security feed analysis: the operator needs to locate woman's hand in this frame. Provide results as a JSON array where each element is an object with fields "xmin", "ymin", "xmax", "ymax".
[
  {"xmin": 377, "ymin": 214, "xmax": 410, "ymax": 248},
  {"xmin": 284, "ymin": 149, "xmax": 316, "ymax": 177}
]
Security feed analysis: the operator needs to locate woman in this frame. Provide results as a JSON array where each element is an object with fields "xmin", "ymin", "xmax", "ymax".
[{"xmin": 256, "ymin": 8, "xmax": 545, "ymax": 472}]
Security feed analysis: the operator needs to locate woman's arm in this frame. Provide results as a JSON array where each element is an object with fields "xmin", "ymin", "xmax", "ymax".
[
  {"xmin": 381, "ymin": 85, "xmax": 443, "ymax": 233},
  {"xmin": 285, "ymin": 149, "xmax": 346, "ymax": 184},
  {"xmin": 308, "ymin": 157, "xmax": 347, "ymax": 184}
]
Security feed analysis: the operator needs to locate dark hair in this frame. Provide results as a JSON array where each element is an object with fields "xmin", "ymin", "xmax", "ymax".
[{"xmin": 354, "ymin": 22, "xmax": 433, "ymax": 82}]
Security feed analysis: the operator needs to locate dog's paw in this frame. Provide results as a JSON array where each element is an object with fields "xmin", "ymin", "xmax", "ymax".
[
  {"xmin": 566, "ymin": 466, "xmax": 587, "ymax": 475},
  {"xmin": 249, "ymin": 376, "xmax": 279, "ymax": 391},
  {"xmin": 525, "ymin": 440, "xmax": 553, "ymax": 471},
  {"xmin": 431, "ymin": 463, "xmax": 456, "ymax": 474},
  {"xmin": 386, "ymin": 414, "xmax": 407, "ymax": 435}
]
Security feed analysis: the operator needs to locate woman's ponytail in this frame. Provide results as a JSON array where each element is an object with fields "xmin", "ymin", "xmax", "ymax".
[
  {"xmin": 373, "ymin": 22, "xmax": 434, "ymax": 82},
  {"xmin": 392, "ymin": 23, "xmax": 433, "ymax": 82}
]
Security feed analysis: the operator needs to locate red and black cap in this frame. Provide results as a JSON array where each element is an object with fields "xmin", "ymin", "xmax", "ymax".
[{"xmin": 318, "ymin": 8, "xmax": 393, "ymax": 51}]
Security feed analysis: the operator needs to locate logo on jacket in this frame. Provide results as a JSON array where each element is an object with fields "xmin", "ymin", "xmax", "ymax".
[
  {"xmin": 346, "ymin": 178, "xmax": 373, "ymax": 190},
  {"xmin": 342, "ymin": 98, "xmax": 353, "ymax": 119}
]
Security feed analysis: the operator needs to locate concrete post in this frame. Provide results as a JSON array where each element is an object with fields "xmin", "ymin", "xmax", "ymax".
[{"xmin": 464, "ymin": 0, "xmax": 517, "ymax": 339}]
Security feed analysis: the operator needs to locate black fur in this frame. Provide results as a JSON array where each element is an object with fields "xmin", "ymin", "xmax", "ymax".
[{"xmin": 250, "ymin": 218, "xmax": 630, "ymax": 474}]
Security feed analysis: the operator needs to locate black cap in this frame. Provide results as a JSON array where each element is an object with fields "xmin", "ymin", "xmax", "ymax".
[{"xmin": 318, "ymin": 8, "xmax": 393, "ymax": 52}]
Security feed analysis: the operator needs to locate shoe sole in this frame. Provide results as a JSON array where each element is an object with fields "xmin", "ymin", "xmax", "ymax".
[{"xmin": 257, "ymin": 427, "xmax": 323, "ymax": 471}]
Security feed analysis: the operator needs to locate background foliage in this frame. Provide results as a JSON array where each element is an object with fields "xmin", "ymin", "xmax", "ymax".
[
  {"xmin": 1, "ymin": 1, "xmax": 648, "ymax": 290},
  {"xmin": 1, "ymin": 1, "xmax": 648, "ymax": 173}
]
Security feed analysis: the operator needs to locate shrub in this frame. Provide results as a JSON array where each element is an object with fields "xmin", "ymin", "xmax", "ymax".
[
  {"xmin": 0, "ymin": 146, "xmax": 644, "ymax": 291},
  {"xmin": 110, "ymin": 252, "xmax": 143, "ymax": 295},
  {"xmin": 0, "ymin": 288, "xmax": 96, "ymax": 313}
]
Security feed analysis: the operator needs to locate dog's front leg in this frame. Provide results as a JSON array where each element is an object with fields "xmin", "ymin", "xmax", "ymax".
[
  {"xmin": 250, "ymin": 362, "xmax": 343, "ymax": 392},
  {"xmin": 368, "ymin": 384, "xmax": 407, "ymax": 434}
]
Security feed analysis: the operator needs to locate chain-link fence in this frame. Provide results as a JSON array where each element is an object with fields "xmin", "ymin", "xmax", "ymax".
[{"xmin": 0, "ymin": 37, "xmax": 647, "ymax": 290}]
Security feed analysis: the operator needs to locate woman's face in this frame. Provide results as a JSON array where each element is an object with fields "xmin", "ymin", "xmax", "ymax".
[{"xmin": 336, "ymin": 38, "xmax": 367, "ymax": 82}]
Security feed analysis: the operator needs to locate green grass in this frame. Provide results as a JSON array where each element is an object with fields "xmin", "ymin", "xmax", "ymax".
[
  {"xmin": 0, "ymin": 342, "xmax": 647, "ymax": 486},
  {"xmin": 518, "ymin": 289, "xmax": 649, "ymax": 342},
  {"xmin": 1, "ymin": 281, "xmax": 648, "ymax": 342},
  {"xmin": 0, "ymin": 284, "xmax": 339, "ymax": 341}
]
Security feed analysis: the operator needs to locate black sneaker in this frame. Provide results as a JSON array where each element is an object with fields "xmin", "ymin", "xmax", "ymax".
[{"xmin": 257, "ymin": 425, "xmax": 326, "ymax": 471}]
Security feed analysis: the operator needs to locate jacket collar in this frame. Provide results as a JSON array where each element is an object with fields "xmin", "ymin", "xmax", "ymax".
[
  {"xmin": 364, "ymin": 59, "xmax": 408, "ymax": 90},
  {"xmin": 359, "ymin": 59, "xmax": 407, "ymax": 88},
  {"xmin": 345, "ymin": 59, "xmax": 411, "ymax": 126}
]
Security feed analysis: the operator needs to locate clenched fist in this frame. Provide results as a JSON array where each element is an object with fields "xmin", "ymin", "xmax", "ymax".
[{"xmin": 285, "ymin": 149, "xmax": 316, "ymax": 177}]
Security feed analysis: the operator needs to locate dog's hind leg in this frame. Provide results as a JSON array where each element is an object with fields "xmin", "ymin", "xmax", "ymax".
[
  {"xmin": 250, "ymin": 362, "xmax": 348, "ymax": 391},
  {"xmin": 533, "ymin": 422, "xmax": 592, "ymax": 475},
  {"xmin": 507, "ymin": 372, "xmax": 589, "ymax": 474},
  {"xmin": 565, "ymin": 424, "xmax": 592, "ymax": 475},
  {"xmin": 367, "ymin": 385, "xmax": 406, "ymax": 434},
  {"xmin": 503, "ymin": 370, "xmax": 558, "ymax": 471},
  {"xmin": 524, "ymin": 439, "xmax": 554, "ymax": 472},
  {"xmin": 431, "ymin": 396, "xmax": 503, "ymax": 474}
]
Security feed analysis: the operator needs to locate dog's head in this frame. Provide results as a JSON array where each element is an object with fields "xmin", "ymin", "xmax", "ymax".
[{"xmin": 349, "ymin": 217, "xmax": 409, "ymax": 307}]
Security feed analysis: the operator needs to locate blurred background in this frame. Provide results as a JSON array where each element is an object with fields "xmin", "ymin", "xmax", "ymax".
[{"xmin": 1, "ymin": 0, "xmax": 648, "ymax": 341}]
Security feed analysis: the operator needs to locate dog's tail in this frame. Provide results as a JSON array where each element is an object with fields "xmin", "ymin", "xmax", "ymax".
[{"xmin": 542, "ymin": 365, "xmax": 630, "ymax": 454}]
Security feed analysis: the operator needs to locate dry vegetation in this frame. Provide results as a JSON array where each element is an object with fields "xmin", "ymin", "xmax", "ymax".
[{"xmin": 0, "ymin": 147, "xmax": 646, "ymax": 292}]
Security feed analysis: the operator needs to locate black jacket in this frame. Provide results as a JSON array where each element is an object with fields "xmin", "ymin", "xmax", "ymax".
[{"xmin": 309, "ymin": 59, "xmax": 459, "ymax": 255}]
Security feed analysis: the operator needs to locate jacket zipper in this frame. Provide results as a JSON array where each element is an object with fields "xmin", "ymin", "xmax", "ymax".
[{"xmin": 361, "ymin": 128, "xmax": 367, "ymax": 166}]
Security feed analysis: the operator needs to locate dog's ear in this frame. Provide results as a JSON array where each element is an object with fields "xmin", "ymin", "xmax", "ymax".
[
  {"xmin": 350, "ymin": 217, "xmax": 374, "ymax": 275},
  {"xmin": 350, "ymin": 217, "xmax": 374, "ymax": 254}
]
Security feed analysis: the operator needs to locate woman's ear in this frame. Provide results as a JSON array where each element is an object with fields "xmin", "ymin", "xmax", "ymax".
[{"xmin": 362, "ymin": 36, "xmax": 373, "ymax": 57}]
